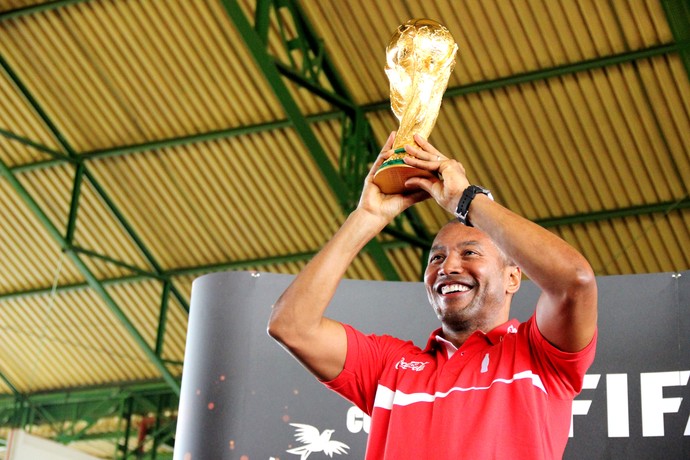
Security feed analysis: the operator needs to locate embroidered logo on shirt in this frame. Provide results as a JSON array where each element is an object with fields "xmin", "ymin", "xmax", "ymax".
[
  {"xmin": 395, "ymin": 356, "xmax": 429, "ymax": 371},
  {"xmin": 480, "ymin": 353, "xmax": 490, "ymax": 373},
  {"xmin": 507, "ymin": 325, "xmax": 518, "ymax": 334}
]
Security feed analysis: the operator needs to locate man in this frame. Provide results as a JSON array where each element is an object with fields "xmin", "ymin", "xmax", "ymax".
[{"xmin": 268, "ymin": 132, "xmax": 598, "ymax": 459}]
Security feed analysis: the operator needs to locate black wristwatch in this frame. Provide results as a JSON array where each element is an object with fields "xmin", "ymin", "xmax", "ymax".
[{"xmin": 454, "ymin": 185, "xmax": 494, "ymax": 226}]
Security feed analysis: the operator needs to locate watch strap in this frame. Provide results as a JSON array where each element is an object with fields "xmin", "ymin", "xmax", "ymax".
[{"xmin": 454, "ymin": 185, "xmax": 493, "ymax": 226}]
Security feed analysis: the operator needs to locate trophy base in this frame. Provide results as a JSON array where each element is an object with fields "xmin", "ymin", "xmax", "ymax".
[{"xmin": 373, "ymin": 163, "xmax": 435, "ymax": 194}]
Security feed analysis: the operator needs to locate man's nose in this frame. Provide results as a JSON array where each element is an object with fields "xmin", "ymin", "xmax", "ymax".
[{"xmin": 439, "ymin": 253, "xmax": 463, "ymax": 276}]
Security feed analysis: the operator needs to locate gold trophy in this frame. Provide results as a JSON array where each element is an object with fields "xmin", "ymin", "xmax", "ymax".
[{"xmin": 373, "ymin": 19, "xmax": 458, "ymax": 194}]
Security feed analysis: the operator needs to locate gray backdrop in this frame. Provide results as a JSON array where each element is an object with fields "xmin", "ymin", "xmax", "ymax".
[{"xmin": 173, "ymin": 270, "xmax": 690, "ymax": 459}]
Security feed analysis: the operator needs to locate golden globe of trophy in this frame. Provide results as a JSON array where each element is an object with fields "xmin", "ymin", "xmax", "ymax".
[{"xmin": 373, "ymin": 18, "xmax": 458, "ymax": 194}]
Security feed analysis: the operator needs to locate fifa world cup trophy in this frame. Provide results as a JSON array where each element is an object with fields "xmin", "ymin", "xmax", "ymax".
[{"xmin": 373, "ymin": 19, "xmax": 458, "ymax": 194}]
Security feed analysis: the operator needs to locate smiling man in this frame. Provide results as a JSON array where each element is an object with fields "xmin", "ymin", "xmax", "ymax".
[
  {"xmin": 268, "ymin": 132, "xmax": 598, "ymax": 459},
  {"xmin": 425, "ymin": 224, "xmax": 522, "ymax": 349}
]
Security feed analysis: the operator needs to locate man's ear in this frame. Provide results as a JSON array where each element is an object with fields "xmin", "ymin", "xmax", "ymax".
[{"xmin": 506, "ymin": 265, "xmax": 521, "ymax": 294}]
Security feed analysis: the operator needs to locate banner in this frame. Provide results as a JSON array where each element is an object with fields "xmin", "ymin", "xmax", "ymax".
[{"xmin": 174, "ymin": 271, "xmax": 690, "ymax": 459}]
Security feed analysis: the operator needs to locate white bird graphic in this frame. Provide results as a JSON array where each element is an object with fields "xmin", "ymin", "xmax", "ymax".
[{"xmin": 286, "ymin": 423, "xmax": 350, "ymax": 459}]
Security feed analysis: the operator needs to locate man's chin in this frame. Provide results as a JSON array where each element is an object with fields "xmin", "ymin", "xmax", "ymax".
[
  {"xmin": 437, "ymin": 296, "xmax": 472, "ymax": 312},
  {"xmin": 436, "ymin": 298, "xmax": 481, "ymax": 321},
  {"xmin": 436, "ymin": 306, "xmax": 471, "ymax": 325}
]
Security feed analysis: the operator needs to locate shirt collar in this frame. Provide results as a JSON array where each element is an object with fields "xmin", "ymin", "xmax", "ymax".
[{"xmin": 425, "ymin": 319, "xmax": 521, "ymax": 353}]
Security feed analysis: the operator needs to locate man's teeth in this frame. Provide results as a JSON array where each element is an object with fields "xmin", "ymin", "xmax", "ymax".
[{"xmin": 441, "ymin": 284, "xmax": 470, "ymax": 295}]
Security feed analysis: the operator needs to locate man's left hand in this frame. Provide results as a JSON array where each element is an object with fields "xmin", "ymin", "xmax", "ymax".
[{"xmin": 402, "ymin": 134, "xmax": 471, "ymax": 213}]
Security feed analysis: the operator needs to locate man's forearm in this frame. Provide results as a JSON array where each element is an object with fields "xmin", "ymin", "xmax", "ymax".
[
  {"xmin": 468, "ymin": 194, "xmax": 597, "ymax": 351},
  {"xmin": 267, "ymin": 131, "xmax": 429, "ymax": 380},
  {"xmin": 468, "ymin": 194, "xmax": 594, "ymax": 295},
  {"xmin": 268, "ymin": 208, "xmax": 386, "ymax": 343}
]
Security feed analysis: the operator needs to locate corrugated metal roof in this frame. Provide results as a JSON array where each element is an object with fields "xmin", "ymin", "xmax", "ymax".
[{"xmin": 0, "ymin": 0, "xmax": 688, "ymax": 457}]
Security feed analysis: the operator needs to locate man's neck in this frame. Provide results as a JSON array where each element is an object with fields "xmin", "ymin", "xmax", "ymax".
[{"xmin": 441, "ymin": 316, "xmax": 509, "ymax": 348}]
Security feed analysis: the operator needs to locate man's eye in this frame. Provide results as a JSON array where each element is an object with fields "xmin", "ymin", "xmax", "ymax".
[{"xmin": 430, "ymin": 254, "xmax": 444, "ymax": 262}]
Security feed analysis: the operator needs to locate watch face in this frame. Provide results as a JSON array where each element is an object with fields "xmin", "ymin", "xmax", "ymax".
[{"xmin": 473, "ymin": 185, "xmax": 493, "ymax": 201}]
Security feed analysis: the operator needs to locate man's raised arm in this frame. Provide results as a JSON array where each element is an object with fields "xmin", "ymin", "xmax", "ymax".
[
  {"xmin": 466, "ymin": 195, "xmax": 597, "ymax": 352},
  {"xmin": 404, "ymin": 135, "xmax": 597, "ymax": 353},
  {"xmin": 267, "ymin": 132, "xmax": 429, "ymax": 381}
]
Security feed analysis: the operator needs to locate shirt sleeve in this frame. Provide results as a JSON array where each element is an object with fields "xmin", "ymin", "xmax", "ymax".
[
  {"xmin": 322, "ymin": 323, "xmax": 410, "ymax": 415},
  {"xmin": 525, "ymin": 315, "xmax": 598, "ymax": 399}
]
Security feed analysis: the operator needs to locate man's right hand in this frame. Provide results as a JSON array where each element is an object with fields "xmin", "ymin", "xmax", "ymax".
[{"xmin": 357, "ymin": 131, "xmax": 430, "ymax": 230}]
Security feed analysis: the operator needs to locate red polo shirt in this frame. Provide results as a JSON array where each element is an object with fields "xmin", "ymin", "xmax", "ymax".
[{"xmin": 324, "ymin": 315, "xmax": 597, "ymax": 459}]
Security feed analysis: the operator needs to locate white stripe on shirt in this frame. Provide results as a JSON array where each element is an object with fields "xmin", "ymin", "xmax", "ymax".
[{"xmin": 373, "ymin": 370, "xmax": 547, "ymax": 410}]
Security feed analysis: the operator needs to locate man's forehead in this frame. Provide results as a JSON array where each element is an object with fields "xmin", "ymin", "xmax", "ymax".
[
  {"xmin": 434, "ymin": 223, "xmax": 505, "ymax": 252},
  {"xmin": 433, "ymin": 222, "xmax": 489, "ymax": 245},
  {"xmin": 430, "ymin": 239, "xmax": 483, "ymax": 251},
  {"xmin": 430, "ymin": 223, "xmax": 514, "ymax": 266}
]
